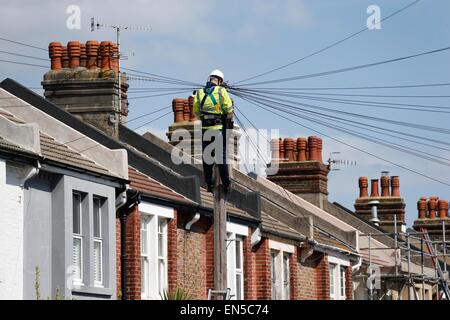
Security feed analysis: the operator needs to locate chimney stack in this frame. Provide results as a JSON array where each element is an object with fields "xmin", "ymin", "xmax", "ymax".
[
  {"xmin": 354, "ymin": 173, "xmax": 406, "ymax": 233},
  {"xmin": 414, "ymin": 196, "xmax": 450, "ymax": 243},
  {"xmin": 43, "ymin": 40, "xmax": 128, "ymax": 138},
  {"xmin": 267, "ymin": 135, "xmax": 329, "ymax": 208}
]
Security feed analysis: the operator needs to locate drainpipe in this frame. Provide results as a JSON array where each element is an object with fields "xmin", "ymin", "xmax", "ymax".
[
  {"xmin": 20, "ymin": 160, "xmax": 41, "ymax": 187},
  {"xmin": 116, "ymin": 188, "xmax": 127, "ymax": 300},
  {"xmin": 352, "ymin": 256, "xmax": 363, "ymax": 274},
  {"xmin": 185, "ymin": 212, "xmax": 200, "ymax": 231},
  {"xmin": 250, "ymin": 227, "xmax": 262, "ymax": 248},
  {"xmin": 118, "ymin": 189, "xmax": 140, "ymax": 300}
]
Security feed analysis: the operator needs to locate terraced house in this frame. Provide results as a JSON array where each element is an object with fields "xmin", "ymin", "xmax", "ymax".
[{"xmin": 0, "ymin": 38, "xmax": 448, "ymax": 300}]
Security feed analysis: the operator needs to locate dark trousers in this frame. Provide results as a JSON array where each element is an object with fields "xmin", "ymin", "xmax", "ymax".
[{"xmin": 202, "ymin": 128, "xmax": 230, "ymax": 189}]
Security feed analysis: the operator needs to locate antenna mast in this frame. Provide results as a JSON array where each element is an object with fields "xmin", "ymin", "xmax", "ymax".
[{"xmin": 91, "ymin": 18, "xmax": 151, "ymax": 123}]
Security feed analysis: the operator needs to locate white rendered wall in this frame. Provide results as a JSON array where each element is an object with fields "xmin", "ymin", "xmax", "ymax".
[{"xmin": 0, "ymin": 159, "xmax": 24, "ymax": 299}]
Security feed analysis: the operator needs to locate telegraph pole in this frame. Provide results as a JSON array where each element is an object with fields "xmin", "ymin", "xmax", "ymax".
[{"xmin": 213, "ymin": 166, "xmax": 227, "ymax": 299}]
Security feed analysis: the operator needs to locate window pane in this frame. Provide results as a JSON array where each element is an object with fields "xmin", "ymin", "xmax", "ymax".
[
  {"xmin": 329, "ymin": 263, "xmax": 336, "ymax": 298},
  {"xmin": 93, "ymin": 197, "xmax": 101, "ymax": 238},
  {"xmin": 72, "ymin": 193, "xmax": 81, "ymax": 234},
  {"xmin": 94, "ymin": 240, "xmax": 102, "ymax": 284},
  {"xmin": 141, "ymin": 257, "xmax": 147, "ymax": 296},
  {"xmin": 271, "ymin": 251, "xmax": 277, "ymax": 300},
  {"xmin": 141, "ymin": 227, "xmax": 147, "ymax": 255},
  {"xmin": 72, "ymin": 237, "xmax": 82, "ymax": 281},
  {"xmin": 158, "ymin": 259, "xmax": 166, "ymax": 294},
  {"xmin": 235, "ymin": 238, "xmax": 242, "ymax": 269},
  {"xmin": 340, "ymin": 266, "xmax": 346, "ymax": 298},
  {"xmin": 158, "ymin": 218, "xmax": 166, "ymax": 258},
  {"xmin": 236, "ymin": 274, "xmax": 242, "ymax": 300},
  {"xmin": 283, "ymin": 253, "xmax": 290, "ymax": 300}
]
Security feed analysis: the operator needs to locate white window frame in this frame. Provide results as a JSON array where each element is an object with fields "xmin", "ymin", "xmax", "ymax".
[
  {"xmin": 72, "ymin": 192, "xmax": 83, "ymax": 286},
  {"xmin": 328, "ymin": 255, "xmax": 350, "ymax": 300},
  {"xmin": 140, "ymin": 202, "xmax": 174, "ymax": 300},
  {"xmin": 226, "ymin": 222, "xmax": 247, "ymax": 300},
  {"xmin": 93, "ymin": 196, "xmax": 103, "ymax": 287},
  {"xmin": 269, "ymin": 240, "xmax": 294, "ymax": 300}
]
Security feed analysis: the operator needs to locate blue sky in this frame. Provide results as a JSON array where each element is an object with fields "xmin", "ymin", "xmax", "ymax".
[{"xmin": 1, "ymin": 0, "xmax": 449, "ymax": 226}]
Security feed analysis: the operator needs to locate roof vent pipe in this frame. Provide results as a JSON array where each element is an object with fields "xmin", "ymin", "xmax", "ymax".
[{"xmin": 368, "ymin": 200, "xmax": 380, "ymax": 226}]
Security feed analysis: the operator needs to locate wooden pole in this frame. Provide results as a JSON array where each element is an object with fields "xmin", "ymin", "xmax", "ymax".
[{"xmin": 213, "ymin": 165, "xmax": 227, "ymax": 299}]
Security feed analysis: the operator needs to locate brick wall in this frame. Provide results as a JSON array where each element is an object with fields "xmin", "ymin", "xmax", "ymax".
[
  {"xmin": 289, "ymin": 249, "xmax": 299, "ymax": 300},
  {"xmin": 205, "ymin": 220, "xmax": 214, "ymax": 296},
  {"xmin": 173, "ymin": 213, "xmax": 211, "ymax": 299},
  {"xmin": 167, "ymin": 210, "xmax": 178, "ymax": 293},
  {"xmin": 254, "ymin": 238, "xmax": 271, "ymax": 299},
  {"xmin": 345, "ymin": 265, "xmax": 353, "ymax": 300},
  {"xmin": 125, "ymin": 205, "xmax": 141, "ymax": 299},
  {"xmin": 297, "ymin": 250, "xmax": 321, "ymax": 300},
  {"xmin": 316, "ymin": 253, "xmax": 330, "ymax": 300}
]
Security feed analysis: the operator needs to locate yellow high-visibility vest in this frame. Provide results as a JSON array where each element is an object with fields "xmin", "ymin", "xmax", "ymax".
[{"xmin": 193, "ymin": 86, "xmax": 233, "ymax": 130}]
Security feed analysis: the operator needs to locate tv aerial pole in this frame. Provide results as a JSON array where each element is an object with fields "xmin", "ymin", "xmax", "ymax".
[{"xmin": 90, "ymin": 18, "xmax": 151, "ymax": 123}]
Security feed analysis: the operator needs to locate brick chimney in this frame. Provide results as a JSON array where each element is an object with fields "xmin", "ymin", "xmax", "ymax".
[
  {"xmin": 42, "ymin": 40, "xmax": 128, "ymax": 138},
  {"xmin": 266, "ymin": 136, "xmax": 330, "ymax": 209},
  {"xmin": 413, "ymin": 196, "xmax": 449, "ymax": 242},
  {"xmin": 166, "ymin": 96, "xmax": 241, "ymax": 168},
  {"xmin": 354, "ymin": 172, "xmax": 406, "ymax": 233}
]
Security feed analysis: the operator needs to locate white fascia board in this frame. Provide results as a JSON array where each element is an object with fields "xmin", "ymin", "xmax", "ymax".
[{"xmin": 328, "ymin": 254, "xmax": 350, "ymax": 267}]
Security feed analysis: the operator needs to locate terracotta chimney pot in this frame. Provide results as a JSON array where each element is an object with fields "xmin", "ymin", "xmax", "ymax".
[
  {"xmin": 61, "ymin": 46, "xmax": 69, "ymax": 68},
  {"xmin": 68, "ymin": 41, "xmax": 81, "ymax": 68},
  {"xmin": 380, "ymin": 175, "xmax": 390, "ymax": 197},
  {"xmin": 317, "ymin": 137, "xmax": 323, "ymax": 162},
  {"xmin": 100, "ymin": 41, "xmax": 112, "ymax": 71},
  {"xmin": 48, "ymin": 42, "xmax": 62, "ymax": 70},
  {"xmin": 390, "ymin": 176, "xmax": 400, "ymax": 197},
  {"xmin": 428, "ymin": 197, "xmax": 438, "ymax": 219},
  {"xmin": 183, "ymin": 100, "xmax": 190, "ymax": 121},
  {"xmin": 271, "ymin": 139, "xmax": 280, "ymax": 162},
  {"xmin": 370, "ymin": 179, "xmax": 379, "ymax": 197},
  {"xmin": 284, "ymin": 138, "xmax": 295, "ymax": 162},
  {"xmin": 417, "ymin": 197, "xmax": 427, "ymax": 219},
  {"xmin": 86, "ymin": 41, "xmax": 99, "ymax": 70},
  {"xmin": 279, "ymin": 139, "xmax": 285, "ymax": 162},
  {"xmin": 359, "ymin": 177, "xmax": 369, "ymax": 198},
  {"xmin": 438, "ymin": 200, "xmax": 449, "ymax": 219},
  {"xmin": 80, "ymin": 43, "xmax": 87, "ymax": 67},
  {"xmin": 173, "ymin": 99, "xmax": 185, "ymax": 123},
  {"xmin": 297, "ymin": 138, "xmax": 307, "ymax": 161},
  {"xmin": 188, "ymin": 96, "xmax": 196, "ymax": 121},
  {"xmin": 308, "ymin": 136, "xmax": 319, "ymax": 161}
]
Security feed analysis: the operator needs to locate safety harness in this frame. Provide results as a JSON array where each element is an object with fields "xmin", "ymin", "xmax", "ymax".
[{"xmin": 198, "ymin": 86, "xmax": 224, "ymax": 127}]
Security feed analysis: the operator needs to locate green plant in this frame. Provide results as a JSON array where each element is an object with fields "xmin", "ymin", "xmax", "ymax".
[
  {"xmin": 35, "ymin": 266, "xmax": 41, "ymax": 300},
  {"xmin": 160, "ymin": 288, "xmax": 193, "ymax": 300}
]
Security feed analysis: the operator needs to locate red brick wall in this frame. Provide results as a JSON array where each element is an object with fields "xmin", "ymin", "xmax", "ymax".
[
  {"xmin": 289, "ymin": 249, "xmax": 299, "ymax": 300},
  {"xmin": 205, "ymin": 221, "xmax": 214, "ymax": 296},
  {"xmin": 254, "ymin": 238, "xmax": 271, "ymax": 299},
  {"xmin": 316, "ymin": 253, "xmax": 330, "ymax": 300},
  {"xmin": 167, "ymin": 211, "xmax": 178, "ymax": 293},
  {"xmin": 125, "ymin": 205, "xmax": 141, "ymax": 299},
  {"xmin": 297, "ymin": 250, "xmax": 322, "ymax": 300},
  {"xmin": 173, "ymin": 213, "xmax": 210, "ymax": 299},
  {"xmin": 345, "ymin": 265, "xmax": 353, "ymax": 300}
]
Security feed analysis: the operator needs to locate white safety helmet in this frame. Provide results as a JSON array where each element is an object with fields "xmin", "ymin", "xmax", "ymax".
[{"xmin": 209, "ymin": 69, "xmax": 224, "ymax": 82}]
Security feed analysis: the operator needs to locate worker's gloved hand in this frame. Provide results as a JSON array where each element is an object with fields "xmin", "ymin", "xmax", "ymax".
[{"xmin": 226, "ymin": 119, "xmax": 234, "ymax": 129}]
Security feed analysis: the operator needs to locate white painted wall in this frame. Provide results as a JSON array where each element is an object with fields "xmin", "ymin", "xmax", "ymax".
[{"xmin": 0, "ymin": 159, "xmax": 24, "ymax": 299}]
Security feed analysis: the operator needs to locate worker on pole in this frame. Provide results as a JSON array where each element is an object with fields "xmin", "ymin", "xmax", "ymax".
[{"xmin": 193, "ymin": 69, "xmax": 234, "ymax": 194}]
